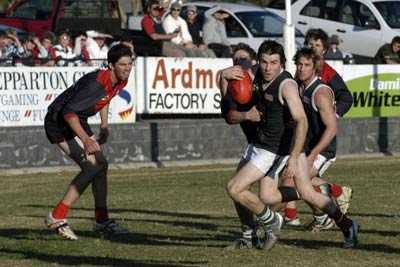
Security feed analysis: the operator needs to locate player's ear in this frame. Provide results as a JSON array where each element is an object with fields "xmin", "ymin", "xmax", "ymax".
[{"xmin": 108, "ymin": 62, "xmax": 114, "ymax": 70}]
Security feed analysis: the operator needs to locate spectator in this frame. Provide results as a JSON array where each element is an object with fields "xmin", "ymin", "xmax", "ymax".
[
  {"xmin": 110, "ymin": 34, "xmax": 135, "ymax": 54},
  {"xmin": 19, "ymin": 35, "xmax": 48, "ymax": 66},
  {"xmin": 374, "ymin": 36, "xmax": 400, "ymax": 64},
  {"xmin": 2, "ymin": 29, "xmax": 24, "ymax": 65},
  {"xmin": 141, "ymin": 0, "xmax": 185, "ymax": 57},
  {"xmin": 41, "ymin": 31, "xmax": 57, "ymax": 66},
  {"xmin": 325, "ymin": 34, "xmax": 344, "ymax": 60},
  {"xmin": 86, "ymin": 30, "xmax": 112, "ymax": 67},
  {"xmin": 185, "ymin": 5, "xmax": 215, "ymax": 58},
  {"xmin": 74, "ymin": 32, "xmax": 91, "ymax": 66},
  {"xmin": 54, "ymin": 31, "xmax": 80, "ymax": 66},
  {"xmin": 0, "ymin": 31, "xmax": 7, "ymax": 65},
  {"xmin": 202, "ymin": 6, "xmax": 231, "ymax": 58},
  {"xmin": 162, "ymin": 2, "xmax": 204, "ymax": 57}
]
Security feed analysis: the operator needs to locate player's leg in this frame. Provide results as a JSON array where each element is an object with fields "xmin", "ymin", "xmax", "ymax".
[
  {"xmin": 311, "ymin": 157, "xmax": 353, "ymax": 214},
  {"xmin": 294, "ymin": 154, "xmax": 359, "ymax": 248},
  {"xmin": 280, "ymin": 176, "xmax": 302, "ymax": 226}
]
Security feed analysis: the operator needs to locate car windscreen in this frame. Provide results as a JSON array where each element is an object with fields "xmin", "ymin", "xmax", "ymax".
[
  {"xmin": 374, "ymin": 1, "xmax": 400, "ymax": 29},
  {"xmin": 6, "ymin": 0, "xmax": 52, "ymax": 20},
  {"xmin": 235, "ymin": 11, "xmax": 303, "ymax": 37}
]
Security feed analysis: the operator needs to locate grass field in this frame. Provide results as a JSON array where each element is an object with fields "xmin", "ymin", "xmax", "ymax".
[{"xmin": 0, "ymin": 156, "xmax": 399, "ymax": 267}]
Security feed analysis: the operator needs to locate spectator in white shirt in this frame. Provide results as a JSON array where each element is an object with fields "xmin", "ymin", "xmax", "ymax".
[
  {"xmin": 53, "ymin": 31, "xmax": 80, "ymax": 66},
  {"xmin": 86, "ymin": 31, "xmax": 113, "ymax": 67},
  {"xmin": 162, "ymin": 2, "xmax": 203, "ymax": 57}
]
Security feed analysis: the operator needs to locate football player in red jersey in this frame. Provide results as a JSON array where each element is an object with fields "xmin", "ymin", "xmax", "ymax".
[{"xmin": 43, "ymin": 44, "xmax": 134, "ymax": 240}]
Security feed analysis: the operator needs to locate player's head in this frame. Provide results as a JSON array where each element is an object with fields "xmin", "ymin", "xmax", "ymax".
[
  {"xmin": 107, "ymin": 44, "xmax": 133, "ymax": 82},
  {"xmin": 304, "ymin": 28, "xmax": 329, "ymax": 57},
  {"xmin": 294, "ymin": 47, "xmax": 321, "ymax": 83},
  {"xmin": 257, "ymin": 40, "xmax": 285, "ymax": 82},
  {"xmin": 391, "ymin": 36, "xmax": 400, "ymax": 53},
  {"xmin": 232, "ymin": 43, "xmax": 255, "ymax": 69}
]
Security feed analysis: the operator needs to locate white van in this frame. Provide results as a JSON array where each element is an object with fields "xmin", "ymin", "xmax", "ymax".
[{"xmin": 266, "ymin": 0, "xmax": 400, "ymax": 58}]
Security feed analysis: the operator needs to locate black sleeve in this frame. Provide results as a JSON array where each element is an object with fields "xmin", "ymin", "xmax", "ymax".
[
  {"xmin": 330, "ymin": 74, "xmax": 353, "ymax": 117},
  {"xmin": 221, "ymin": 94, "xmax": 237, "ymax": 117}
]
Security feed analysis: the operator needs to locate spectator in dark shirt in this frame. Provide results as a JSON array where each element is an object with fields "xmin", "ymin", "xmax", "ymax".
[
  {"xmin": 374, "ymin": 36, "xmax": 400, "ymax": 64},
  {"xmin": 185, "ymin": 5, "xmax": 215, "ymax": 58},
  {"xmin": 325, "ymin": 34, "xmax": 344, "ymax": 60}
]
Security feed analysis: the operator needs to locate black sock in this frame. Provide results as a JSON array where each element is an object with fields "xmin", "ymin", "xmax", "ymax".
[
  {"xmin": 329, "ymin": 207, "xmax": 353, "ymax": 236},
  {"xmin": 234, "ymin": 201, "xmax": 255, "ymax": 228}
]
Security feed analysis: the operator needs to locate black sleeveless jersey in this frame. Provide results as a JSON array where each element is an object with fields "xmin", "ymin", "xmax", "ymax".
[
  {"xmin": 301, "ymin": 78, "xmax": 336, "ymax": 159},
  {"xmin": 253, "ymin": 70, "xmax": 295, "ymax": 155}
]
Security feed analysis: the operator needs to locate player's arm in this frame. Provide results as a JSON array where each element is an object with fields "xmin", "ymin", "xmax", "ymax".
[
  {"xmin": 225, "ymin": 106, "xmax": 260, "ymax": 124},
  {"xmin": 98, "ymin": 104, "xmax": 110, "ymax": 145},
  {"xmin": 63, "ymin": 113, "xmax": 100, "ymax": 153},
  {"xmin": 330, "ymin": 74, "xmax": 353, "ymax": 117},
  {"xmin": 281, "ymin": 80, "xmax": 308, "ymax": 178},
  {"xmin": 283, "ymin": 81, "xmax": 308, "ymax": 158},
  {"xmin": 309, "ymin": 87, "xmax": 337, "ymax": 159},
  {"xmin": 219, "ymin": 66, "xmax": 244, "ymax": 96}
]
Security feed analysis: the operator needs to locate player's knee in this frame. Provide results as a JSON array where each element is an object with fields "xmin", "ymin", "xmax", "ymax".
[
  {"xmin": 226, "ymin": 180, "xmax": 242, "ymax": 200},
  {"xmin": 94, "ymin": 152, "xmax": 108, "ymax": 172}
]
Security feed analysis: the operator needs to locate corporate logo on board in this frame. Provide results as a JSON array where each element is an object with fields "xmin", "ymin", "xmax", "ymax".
[
  {"xmin": 346, "ymin": 73, "xmax": 400, "ymax": 117},
  {"xmin": 117, "ymin": 89, "xmax": 134, "ymax": 120}
]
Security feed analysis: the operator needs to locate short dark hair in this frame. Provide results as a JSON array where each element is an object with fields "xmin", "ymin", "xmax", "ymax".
[
  {"xmin": 233, "ymin": 43, "xmax": 256, "ymax": 60},
  {"xmin": 107, "ymin": 44, "xmax": 133, "ymax": 65},
  {"xmin": 305, "ymin": 28, "xmax": 329, "ymax": 50},
  {"xmin": 257, "ymin": 40, "xmax": 286, "ymax": 66},
  {"xmin": 294, "ymin": 47, "xmax": 321, "ymax": 73},
  {"xmin": 391, "ymin": 36, "xmax": 400, "ymax": 45}
]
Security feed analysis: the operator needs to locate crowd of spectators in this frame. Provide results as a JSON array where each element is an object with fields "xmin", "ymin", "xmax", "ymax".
[{"xmin": 0, "ymin": 28, "xmax": 126, "ymax": 67}]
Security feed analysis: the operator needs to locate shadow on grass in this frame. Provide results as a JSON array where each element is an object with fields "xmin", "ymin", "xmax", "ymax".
[
  {"xmin": 22, "ymin": 205, "xmax": 235, "ymax": 220},
  {"xmin": 0, "ymin": 228, "xmax": 227, "ymax": 248},
  {"xmin": 0, "ymin": 248, "xmax": 205, "ymax": 266},
  {"xmin": 279, "ymin": 238, "xmax": 400, "ymax": 254},
  {"xmin": 297, "ymin": 210, "xmax": 398, "ymax": 219},
  {"xmin": 283, "ymin": 225, "xmax": 400, "ymax": 237}
]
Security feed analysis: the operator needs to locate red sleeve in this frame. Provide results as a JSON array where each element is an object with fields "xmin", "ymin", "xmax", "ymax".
[
  {"xmin": 141, "ymin": 15, "xmax": 155, "ymax": 36},
  {"xmin": 49, "ymin": 47, "xmax": 57, "ymax": 59}
]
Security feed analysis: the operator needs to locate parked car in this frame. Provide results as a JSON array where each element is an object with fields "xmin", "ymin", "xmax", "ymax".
[
  {"xmin": 0, "ymin": 0, "xmax": 121, "ymax": 37},
  {"xmin": 128, "ymin": 1, "xmax": 305, "ymax": 53},
  {"xmin": 266, "ymin": 0, "xmax": 400, "ymax": 59}
]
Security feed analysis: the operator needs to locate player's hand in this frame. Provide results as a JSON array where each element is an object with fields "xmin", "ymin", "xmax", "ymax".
[
  {"xmin": 97, "ymin": 127, "xmax": 109, "ymax": 145},
  {"xmin": 83, "ymin": 138, "xmax": 101, "ymax": 154},
  {"xmin": 306, "ymin": 153, "xmax": 317, "ymax": 171},
  {"xmin": 245, "ymin": 106, "xmax": 261, "ymax": 122},
  {"xmin": 283, "ymin": 156, "xmax": 297, "ymax": 180},
  {"xmin": 221, "ymin": 66, "xmax": 244, "ymax": 81}
]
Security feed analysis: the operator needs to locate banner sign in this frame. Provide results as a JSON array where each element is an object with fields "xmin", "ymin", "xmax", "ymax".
[
  {"xmin": 140, "ymin": 57, "xmax": 232, "ymax": 114},
  {"xmin": 0, "ymin": 67, "xmax": 136, "ymax": 127},
  {"xmin": 342, "ymin": 65, "xmax": 400, "ymax": 117}
]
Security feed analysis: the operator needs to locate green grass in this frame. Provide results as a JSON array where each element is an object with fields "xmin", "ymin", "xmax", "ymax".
[{"xmin": 0, "ymin": 157, "xmax": 399, "ymax": 267}]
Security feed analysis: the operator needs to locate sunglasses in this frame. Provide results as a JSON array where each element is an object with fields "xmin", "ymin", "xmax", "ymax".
[
  {"xmin": 171, "ymin": 8, "xmax": 181, "ymax": 11},
  {"xmin": 151, "ymin": 6, "xmax": 163, "ymax": 11}
]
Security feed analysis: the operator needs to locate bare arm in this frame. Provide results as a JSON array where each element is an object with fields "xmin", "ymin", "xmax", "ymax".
[
  {"xmin": 99, "ymin": 104, "xmax": 109, "ymax": 128},
  {"xmin": 64, "ymin": 113, "xmax": 100, "ymax": 153},
  {"xmin": 218, "ymin": 65, "xmax": 244, "ymax": 96},
  {"xmin": 150, "ymin": 32, "xmax": 178, "ymax": 41},
  {"xmin": 309, "ymin": 87, "xmax": 337, "ymax": 158},
  {"xmin": 282, "ymin": 81, "xmax": 308, "ymax": 158},
  {"xmin": 225, "ymin": 106, "xmax": 260, "ymax": 124}
]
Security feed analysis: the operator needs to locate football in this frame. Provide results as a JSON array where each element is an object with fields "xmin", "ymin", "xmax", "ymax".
[{"xmin": 227, "ymin": 71, "xmax": 253, "ymax": 104}]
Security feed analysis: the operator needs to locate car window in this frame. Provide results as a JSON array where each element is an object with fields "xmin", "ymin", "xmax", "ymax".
[
  {"xmin": 300, "ymin": 0, "xmax": 343, "ymax": 21},
  {"xmin": 374, "ymin": 1, "xmax": 400, "ymax": 29},
  {"xmin": 236, "ymin": 11, "xmax": 303, "ymax": 37},
  {"xmin": 338, "ymin": 1, "xmax": 379, "ymax": 28},
  {"xmin": 225, "ymin": 15, "xmax": 247, "ymax": 38},
  {"xmin": 7, "ymin": 0, "xmax": 53, "ymax": 20},
  {"xmin": 63, "ymin": 0, "xmax": 117, "ymax": 18},
  {"xmin": 267, "ymin": 0, "xmax": 299, "ymax": 9}
]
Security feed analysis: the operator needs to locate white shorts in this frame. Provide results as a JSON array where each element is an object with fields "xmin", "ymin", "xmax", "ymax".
[
  {"xmin": 242, "ymin": 144, "xmax": 289, "ymax": 181},
  {"xmin": 313, "ymin": 154, "xmax": 336, "ymax": 177}
]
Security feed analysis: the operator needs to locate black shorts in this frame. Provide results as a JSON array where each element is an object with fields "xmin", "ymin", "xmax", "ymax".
[{"xmin": 44, "ymin": 112, "xmax": 94, "ymax": 144}]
